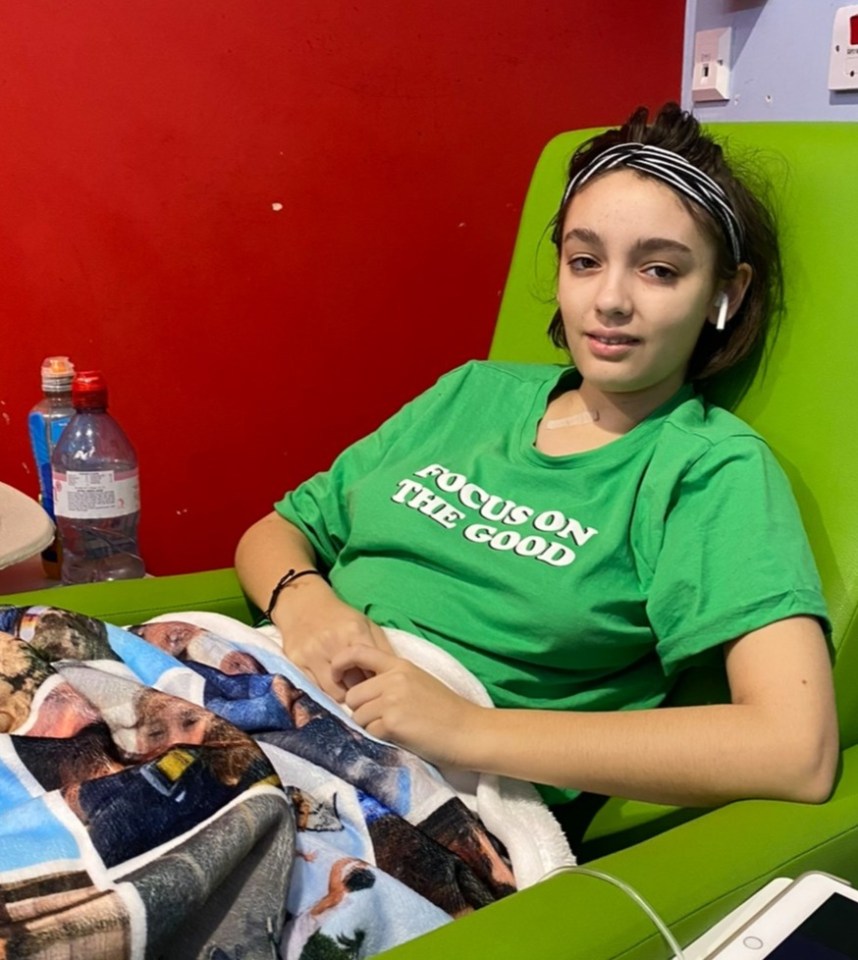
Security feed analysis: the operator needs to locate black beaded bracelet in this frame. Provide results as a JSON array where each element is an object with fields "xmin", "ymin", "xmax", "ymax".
[{"xmin": 263, "ymin": 568, "xmax": 326, "ymax": 620}]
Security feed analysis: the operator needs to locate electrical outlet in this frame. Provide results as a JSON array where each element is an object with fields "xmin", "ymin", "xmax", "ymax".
[
  {"xmin": 829, "ymin": 5, "xmax": 858, "ymax": 91},
  {"xmin": 691, "ymin": 27, "xmax": 732, "ymax": 103}
]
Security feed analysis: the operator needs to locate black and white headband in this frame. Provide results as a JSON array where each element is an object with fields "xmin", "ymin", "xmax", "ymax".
[{"xmin": 561, "ymin": 142, "xmax": 744, "ymax": 264}]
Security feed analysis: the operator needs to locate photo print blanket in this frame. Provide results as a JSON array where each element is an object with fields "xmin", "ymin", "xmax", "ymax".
[{"xmin": 0, "ymin": 605, "xmax": 573, "ymax": 960}]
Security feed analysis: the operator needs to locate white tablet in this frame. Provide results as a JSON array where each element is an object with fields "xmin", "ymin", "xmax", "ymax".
[{"xmin": 707, "ymin": 871, "xmax": 858, "ymax": 958}]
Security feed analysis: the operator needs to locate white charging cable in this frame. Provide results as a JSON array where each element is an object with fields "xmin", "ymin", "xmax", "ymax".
[{"xmin": 539, "ymin": 864, "xmax": 688, "ymax": 960}]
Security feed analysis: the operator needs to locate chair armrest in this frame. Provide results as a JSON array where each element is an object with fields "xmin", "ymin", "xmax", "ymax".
[
  {"xmin": 0, "ymin": 567, "xmax": 254, "ymax": 625},
  {"xmin": 379, "ymin": 746, "xmax": 858, "ymax": 959}
]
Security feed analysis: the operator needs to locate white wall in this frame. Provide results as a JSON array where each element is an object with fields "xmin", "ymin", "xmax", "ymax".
[{"xmin": 683, "ymin": 0, "xmax": 858, "ymax": 120}]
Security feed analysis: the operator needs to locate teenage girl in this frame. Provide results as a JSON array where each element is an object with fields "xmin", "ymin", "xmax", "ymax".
[{"xmin": 236, "ymin": 103, "xmax": 837, "ymax": 811}]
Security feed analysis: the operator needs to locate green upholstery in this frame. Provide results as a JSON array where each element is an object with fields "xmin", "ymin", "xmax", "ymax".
[
  {"xmin": 1, "ymin": 568, "xmax": 254, "ymax": 627},
  {"xmin": 2, "ymin": 122, "xmax": 857, "ymax": 958}
]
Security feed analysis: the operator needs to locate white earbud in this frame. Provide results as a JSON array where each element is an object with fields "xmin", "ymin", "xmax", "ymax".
[{"xmin": 715, "ymin": 292, "xmax": 729, "ymax": 331}]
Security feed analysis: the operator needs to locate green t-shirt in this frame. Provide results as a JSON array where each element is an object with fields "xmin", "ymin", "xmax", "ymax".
[{"xmin": 276, "ymin": 361, "xmax": 828, "ymax": 718}]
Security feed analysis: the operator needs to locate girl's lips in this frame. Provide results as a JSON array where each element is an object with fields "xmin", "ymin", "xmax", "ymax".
[{"xmin": 584, "ymin": 332, "xmax": 641, "ymax": 359}]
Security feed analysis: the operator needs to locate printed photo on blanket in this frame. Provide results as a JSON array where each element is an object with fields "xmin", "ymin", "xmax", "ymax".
[{"xmin": 0, "ymin": 605, "xmax": 573, "ymax": 959}]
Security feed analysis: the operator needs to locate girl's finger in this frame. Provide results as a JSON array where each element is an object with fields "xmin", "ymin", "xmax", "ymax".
[{"xmin": 331, "ymin": 643, "xmax": 394, "ymax": 681}]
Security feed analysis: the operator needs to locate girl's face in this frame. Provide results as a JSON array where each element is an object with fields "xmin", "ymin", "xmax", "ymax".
[{"xmin": 557, "ymin": 168, "xmax": 721, "ymax": 408}]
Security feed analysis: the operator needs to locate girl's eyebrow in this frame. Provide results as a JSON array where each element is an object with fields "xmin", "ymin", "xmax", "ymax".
[
  {"xmin": 562, "ymin": 227, "xmax": 601, "ymax": 247},
  {"xmin": 561, "ymin": 228, "xmax": 693, "ymax": 258},
  {"xmin": 632, "ymin": 236, "xmax": 694, "ymax": 257}
]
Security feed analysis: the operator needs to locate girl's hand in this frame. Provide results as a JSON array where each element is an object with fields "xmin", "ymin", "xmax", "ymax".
[
  {"xmin": 331, "ymin": 645, "xmax": 482, "ymax": 767},
  {"xmin": 272, "ymin": 581, "xmax": 392, "ymax": 702}
]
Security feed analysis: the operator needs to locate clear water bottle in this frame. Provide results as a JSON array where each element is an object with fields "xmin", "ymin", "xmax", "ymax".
[
  {"xmin": 51, "ymin": 370, "xmax": 146, "ymax": 584},
  {"xmin": 27, "ymin": 356, "xmax": 76, "ymax": 578}
]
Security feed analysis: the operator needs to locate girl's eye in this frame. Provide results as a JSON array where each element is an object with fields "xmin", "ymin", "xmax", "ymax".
[
  {"xmin": 568, "ymin": 255, "xmax": 599, "ymax": 272},
  {"xmin": 643, "ymin": 264, "xmax": 677, "ymax": 281}
]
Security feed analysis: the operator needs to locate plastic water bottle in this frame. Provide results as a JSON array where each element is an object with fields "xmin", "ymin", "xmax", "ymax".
[
  {"xmin": 27, "ymin": 356, "xmax": 76, "ymax": 578},
  {"xmin": 51, "ymin": 370, "xmax": 146, "ymax": 584}
]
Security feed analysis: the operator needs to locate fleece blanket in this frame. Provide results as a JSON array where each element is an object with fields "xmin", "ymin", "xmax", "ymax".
[{"xmin": 0, "ymin": 604, "xmax": 573, "ymax": 960}]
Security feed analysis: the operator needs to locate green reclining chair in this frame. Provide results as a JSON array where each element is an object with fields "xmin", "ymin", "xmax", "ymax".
[{"xmin": 3, "ymin": 122, "xmax": 857, "ymax": 959}]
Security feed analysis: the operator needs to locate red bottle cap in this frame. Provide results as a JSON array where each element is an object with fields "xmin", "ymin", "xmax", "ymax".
[{"xmin": 72, "ymin": 370, "xmax": 109, "ymax": 410}]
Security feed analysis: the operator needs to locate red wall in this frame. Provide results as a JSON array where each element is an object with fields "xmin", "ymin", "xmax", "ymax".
[{"xmin": 0, "ymin": 1, "xmax": 685, "ymax": 576}]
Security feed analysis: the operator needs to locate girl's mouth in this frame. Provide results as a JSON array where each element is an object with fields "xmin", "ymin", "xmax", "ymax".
[
  {"xmin": 585, "ymin": 332, "xmax": 641, "ymax": 358},
  {"xmin": 587, "ymin": 333, "xmax": 640, "ymax": 345}
]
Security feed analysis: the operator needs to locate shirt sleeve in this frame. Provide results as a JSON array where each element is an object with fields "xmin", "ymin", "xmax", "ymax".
[
  {"xmin": 645, "ymin": 435, "xmax": 830, "ymax": 676},
  {"xmin": 274, "ymin": 364, "xmax": 470, "ymax": 571}
]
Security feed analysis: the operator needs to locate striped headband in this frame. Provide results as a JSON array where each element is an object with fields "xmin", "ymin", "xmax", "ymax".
[{"xmin": 561, "ymin": 142, "xmax": 744, "ymax": 264}]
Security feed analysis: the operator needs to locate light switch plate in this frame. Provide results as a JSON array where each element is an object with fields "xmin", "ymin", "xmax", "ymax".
[
  {"xmin": 829, "ymin": 5, "xmax": 858, "ymax": 91},
  {"xmin": 692, "ymin": 27, "xmax": 732, "ymax": 103}
]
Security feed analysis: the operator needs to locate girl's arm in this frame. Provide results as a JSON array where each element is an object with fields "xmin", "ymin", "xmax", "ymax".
[
  {"xmin": 334, "ymin": 615, "xmax": 838, "ymax": 806},
  {"xmin": 234, "ymin": 511, "xmax": 320, "ymax": 611},
  {"xmin": 235, "ymin": 511, "xmax": 391, "ymax": 701}
]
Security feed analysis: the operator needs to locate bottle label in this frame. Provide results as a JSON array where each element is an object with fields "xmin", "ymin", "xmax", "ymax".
[
  {"xmin": 53, "ymin": 469, "xmax": 140, "ymax": 519},
  {"xmin": 27, "ymin": 410, "xmax": 72, "ymax": 519}
]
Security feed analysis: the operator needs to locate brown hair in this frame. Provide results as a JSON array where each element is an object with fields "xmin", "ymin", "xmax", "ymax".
[{"xmin": 548, "ymin": 102, "xmax": 783, "ymax": 384}]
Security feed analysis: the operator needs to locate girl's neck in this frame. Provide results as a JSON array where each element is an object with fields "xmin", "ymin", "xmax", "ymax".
[
  {"xmin": 576, "ymin": 377, "xmax": 685, "ymax": 435},
  {"xmin": 535, "ymin": 373, "xmax": 689, "ymax": 458}
]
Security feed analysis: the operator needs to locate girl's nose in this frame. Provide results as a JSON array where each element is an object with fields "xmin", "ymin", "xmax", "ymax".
[{"xmin": 594, "ymin": 270, "xmax": 633, "ymax": 321}]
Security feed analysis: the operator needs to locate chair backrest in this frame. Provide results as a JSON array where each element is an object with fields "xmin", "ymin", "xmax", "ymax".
[{"xmin": 489, "ymin": 123, "xmax": 858, "ymax": 745}]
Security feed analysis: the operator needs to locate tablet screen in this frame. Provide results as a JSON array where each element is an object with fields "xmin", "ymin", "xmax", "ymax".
[{"xmin": 766, "ymin": 892, "xmax": 858, "ymax": 958}]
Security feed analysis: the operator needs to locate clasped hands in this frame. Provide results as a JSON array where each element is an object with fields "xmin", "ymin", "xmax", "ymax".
[{"xmin": 273, "ymin": 594, "xmax": 479, "ymax": 767}]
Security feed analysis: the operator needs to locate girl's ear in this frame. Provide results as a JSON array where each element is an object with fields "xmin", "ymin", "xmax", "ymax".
[{"xmin": 708, "ymin": 263, "xmax": 753, "ymax": 330}]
